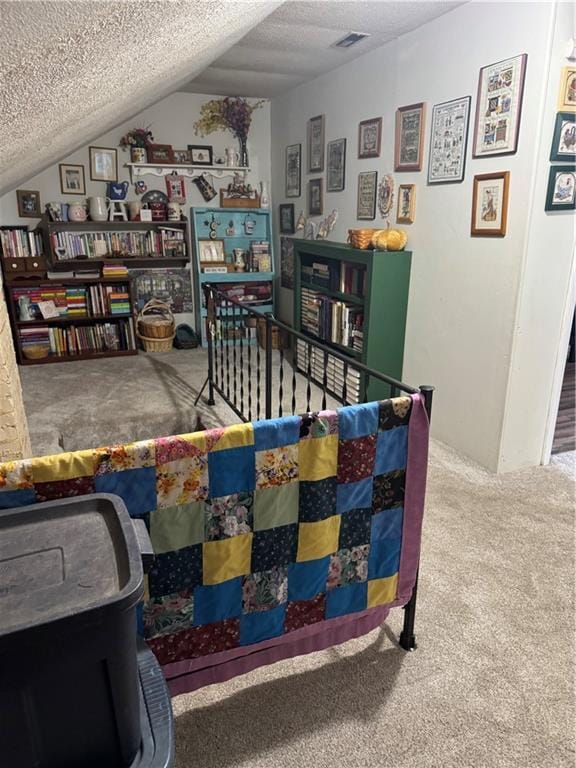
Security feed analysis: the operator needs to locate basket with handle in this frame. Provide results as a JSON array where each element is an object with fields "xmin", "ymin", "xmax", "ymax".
[
  {"xmin": 347, "ymin": 228, "xmax": 377, "ymax": 250},
  {"xmin": 136, "ymin": 299, "xmax": 175, "ymax": 352}
]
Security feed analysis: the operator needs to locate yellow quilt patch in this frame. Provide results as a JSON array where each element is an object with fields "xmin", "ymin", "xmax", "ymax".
[
  {"xmin": 298, "ymin": 434, "xmax": 338, "ymax": 482},
  {"xmin": 209, "ymin": 423, "xmax": 254, "ymax": 452},
  {"xmin": 297, "ymin": 515, "xmax": 341, "ymax": 562},
  {"xmin": 367, "ymin": 573, "xmax": 399, "ymax": 608},
  {"xmin": 31, "ymin": 450, "xmax": 96, "ymax": 483},
  {"xmin": 203, "ymin": 533, "xmax": 253, "ymax": 585}
]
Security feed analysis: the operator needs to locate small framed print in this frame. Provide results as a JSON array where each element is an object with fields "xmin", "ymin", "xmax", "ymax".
[
  {"xmin": 308, "ymin": 178, "xmax": 323, "ymax": 216},
  {"xmin": 473, "ymin": 54, "xmax": 527, "ymax": 157},
  {"xmin": 308, "ymin": 115, "xmax": 325, "ymax": 173},
  {"xmin": 327, "ymin": 138, "xmax": 346, "ymax": 192},
  {"xmin": 173, "ymin": 149, "xmax": 191, "ymax": 164},
  {"xmin": 199, "ymin": 238, "xmax": 225, "ymax": 263},
  {"xmin": 558, "ymin": 66, "xmax": 576, "ymax": 112},
  {"xmin": 358, "ymin": 117, "xmax": 382, "ymax": 159},
  {"xmin": 550, "ymin": 112, "xmax": 576, "ymax": 162},
  {"xmin": 471, "ymin": 171, "xmax": 510, "ymax": 236},
  {"xmin": 16, "ymin": 189, "xmax": 41, "ymax": 218},
  {"xmin": 285, "ymin": 143, "xmax": 301, "ymax": 197},
  {"xmin": 148, "ymin": 144, "xmax": 175, "ymax": 163},
  {"xmin": 397, "ymin": 184, "xmax": 416, "ymax": 224},
  {"xmin": 428, "ymin": 96, "xmax": 471, "ymax": 184},
  {"xmin": 395, "ymin": 103, "xmax": 426, "ymax": 171},
  {"xmin": 279, "ymin": 203, "xmax": 295, "ymax": 234},
  {"xmin": 89, "ymin": 146, "xmax": 118, "ymax": 181},
  {"xmin": 59, "ymin": 163, "xmax": 85, "ymax": 195},
  {"xmin": 545, "ymin": 166, "xmax": 576, "ymax": 211},
  {"xmin": 188, "ymin": 145, "xmax": 213, "ymax": 165},
  {"xmin": 357, "ymin": 171, "xmax": 377, "ymax": 220}
]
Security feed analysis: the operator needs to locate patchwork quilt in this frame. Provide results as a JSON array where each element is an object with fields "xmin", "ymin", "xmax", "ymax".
[{"xmin": 0, "ymin": 395, "xmax": 429, "ymax": 694}]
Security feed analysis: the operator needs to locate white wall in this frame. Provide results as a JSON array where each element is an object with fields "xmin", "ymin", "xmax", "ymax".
[
  {"xmin": 271, "ymin": 1, "xmax": 571, "ymax": 472},
  {"xmin": 0, "ymin": 91, "xmax": 271, "ymax": 328}
]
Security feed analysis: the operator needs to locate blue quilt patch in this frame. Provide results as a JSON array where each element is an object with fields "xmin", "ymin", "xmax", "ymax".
[
  {"xmin": 94, "ymin": 466, "xmax": 157, "ymax": 516},
  {"xmin": 239, "ymin": 603, "xmax": 286, "ymax": 645},
  {"xmin": 193, "ymin": 578, "xmax": 242, "ymax": 626},
  {"xmin": 325, "ymin": 582, "xmax": 367, "ymax": 618},
  {"xmin": 288, "ymin": 556, "xmax": 330, "ymax": 601},
  {"xmin": 208, "ymin": 446, "xmax": 256, "ymax": 497},
  {"xmin": 374, "ymin": 426, "xmax": 408, "ymax": 475},
  {"xmin": 253, "ymin": 416, "xmax": 301, "ymax": 451},
  {"xmin": 338, "ymin": 402, "xmax": 379, "ymax": 439}
]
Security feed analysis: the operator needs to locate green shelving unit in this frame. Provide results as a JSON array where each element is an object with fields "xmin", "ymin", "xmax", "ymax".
[
  {"xmin": 293, "ymin": 239, "xmax": 412, "ymax": 401},
  {"xmin": 190, "ymin": 207, "xmax": 275, "ymax": 347}
]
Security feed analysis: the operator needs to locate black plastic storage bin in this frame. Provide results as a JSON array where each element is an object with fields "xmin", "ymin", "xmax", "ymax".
[{"xmin": 0, "ymin": 493, "xmax": 173, "ymax": 768}]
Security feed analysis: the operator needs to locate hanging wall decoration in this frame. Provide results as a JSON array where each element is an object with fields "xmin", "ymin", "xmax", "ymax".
[
  {"xmin": 558, "ymin": 66, "xmax": 576, "ymax": 112},
  {"xmin": 377, "ymin": 174, "xmax": 394, "ymax": 219},
  {"xmin": 357, "ymin": 171, "xmax": 378, "ymax": 220},
  {"xmin": 308, "ymin": 115, "xmax": 325, "ymax": 173},
  {"xmin": 308, "ymin": 178, "xmax": 323, "ymax": 216},
  {"xmin": 472, "ymin": 54, "xmax": 527, "ymax": 157},
  {"xmin": 396, "ymin": 184, "xmax": 416, "ymax": 224},
  {"xmin": 194, "ymin": 97, "xmax": 265, "ymax": 168},
  {"xmin": 545, "ymin": 165, "xmax": 576, "ymax": 211},
  {"xmin": 428, "ymin": 96, "xmax": 471, "ymax": 184},
  {"xmin": 327, "ymin": 138, "xmax": 346, "ymax": 192},
  {"xmin": 165, "ymin": 172, "xmax": 186, "ymax": 203},
  {"xmin": 286, "ymin": 144, "xmax": 301, "ymax": 197},
  {"xmin": 279, "ymin": 203, "xmax": 295, "ymax": 234},
  {"xmin": 395, "ymin": 104, "xmax": 426, "ymax": 171},
  {"xmin": 471, "ymin": 171, "xmax": 510, "ymax": 236},
  {"xmin": 358, "ymin": 117, "xmax": 382, "ymax": 159},
  {"xmin": 550, "ymin": 112, "xmax": 576, "ymax": 162},
  {"xmin": 280, "ymin": 236, "xmax": 295, "ymax": 289}
]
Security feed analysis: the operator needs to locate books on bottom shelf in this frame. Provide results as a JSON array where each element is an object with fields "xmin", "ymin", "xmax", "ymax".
[
  {"xmin": 296, "ymin": 339, "xmax": 361, "ymax": 404},
  {"xmin": 19, "ymin": 320, "xmax": 136, "ymax": 357}
]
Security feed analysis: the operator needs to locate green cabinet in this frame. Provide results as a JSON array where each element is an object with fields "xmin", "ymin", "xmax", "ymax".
[
  {"xmin": 293, "ymin": 239, "xmax": 412, "ymax": 401},
  {"xmin": 190, "ymin": 207, "xmax": 275, "ymax": 346}
]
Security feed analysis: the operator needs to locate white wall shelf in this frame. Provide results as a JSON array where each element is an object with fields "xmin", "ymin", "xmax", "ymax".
[{"xmin": 125, "ymin": 163, "xmax": 250, "ymax": 182}]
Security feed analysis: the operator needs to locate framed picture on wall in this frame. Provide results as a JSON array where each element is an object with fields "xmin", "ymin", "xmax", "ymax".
[
  {"xmin": 472, "ymin": 54, "xmax": 527, "ymax": 157},
  {"xmin": 358, "ymin": 117, "xmax": 382, "ymax": 159},
  {"xmin": 545, "ymin": 166, "xmax": 576, "ymax": 211},
  {"xmin": 395, "ymin": 103, "xmax": 426, "ymax": 171},
  {"xmin": 89, "ymin": 146, "xmax": 117, "ymax": 181},
  {"xmin": 550, "ymin": 112, "xmax": 576, "ymax": 162},
  {"xmin": 357, "ymin": 171, "xmax": 377, "ymax": 220},
  {"xmin": 279, "ymin": 203, "xmax": 295, "ymax": 234},
  {"xmin": 59, "ymin": 163, "xmax": 86, "ymax": 195},
  {"xmin": 280, "ymin": 236, "xmax": 295, "ymax": 289},
  {"xmin": 285, "ymin": 143, "xmax": 301, "ymax": 197},
  {"xmin": 16, "ymin": 189, "xmax": 41, "ymax": 218},
  {"xmin": 308, "ymin": 178, "xmax": 323, "ymax": 216},
  {"xmin": 428, "ymin": 96, "xmax": 471, "ymax": 184},
  {"xmin": 308, "ymin": 115, "xmax": 325, "ymax": 173},
  {"xmin": 558, "ymin": 66, "xmax": 576, "ymax": 112},
  {"xmin": 173, "ymin": 149, "xmax": 191, "ymax": 164},
  {"xmin": 471, "ymin": 171, "xmax": 510, "ymax": 236},
  {"xmin": 327, "ymin": 138, "xmax": 346, "ymax": 191},
  {"xmin": 397, "ymin": 184, "xmax": 416, "ymax": 224}
]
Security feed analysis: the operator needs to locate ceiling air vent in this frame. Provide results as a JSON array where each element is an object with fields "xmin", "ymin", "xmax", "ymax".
[{"xmin": 332, "ymin": 31, "xmax": 371, "ymax": 49}]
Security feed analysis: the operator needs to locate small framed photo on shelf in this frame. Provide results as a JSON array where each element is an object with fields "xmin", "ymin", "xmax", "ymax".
[
  {"xmin": 397, "ymin": 184, "xmax": 416, "ymax": 224},
  {"xmin": 308, "ymin": 178, "xmax": 323, "ymax": 216},
  {"xmin": 550, "ymin": 112, "xmax": 576, "ymax": 162},
  {"xmin": 558, "ymin": 66, "xmax": 576, "ymax": 111},
  {"xmin": 285, "ymin": 143, "xmax": 301, "ymax": 198},
  {"xmin": 59, "ymin": 163, "xmax": 86, "ymax": 195},
  {"xmin": 545, "ymin": 166, "xmax": 576, "ymax": 211},
  {"xmin": 188, "ymin": 145, "xmax": 213, "ymax": 165},
  {"xmin": 16, "ymin": 189, "xmax": 41, "ymax": 218},
  {"xmin": 395, "ymin": 103, "xmax": 426, "ymax": 171},
  {"xmin": 173, "ymin": 149, "xmax": 191, "ymax": 164},
  {"xmin": 471, "ymin": 171, "xmax": 510, "ymax": 236},
  {"xmin": 327, "ymin": 138, "xmax": 346, "ymax": 191},
  {"xmin": 147, "ymin": 144, "xmax": 174, "ymax": 163},
  {"xmin": 358, "ymin": 117, "xmax": 382, "ymax": 159},
  {"xmin": 198, "ymin": 238, "xmax": 225, "ymax": 264},
  {"xmin": 89, "ymin": 146, "xmax": 118, "ymax": 181},
  {"xmin": 308, "ymin": 115, "xmax": 325, "ymax": 173},
  {"xmin": 357, "ymin": 171, "xmax": 377, "ymax": 220},
  {"xmin": 279, "ymin": 203, "xmax": 295, "ymax": 234}
]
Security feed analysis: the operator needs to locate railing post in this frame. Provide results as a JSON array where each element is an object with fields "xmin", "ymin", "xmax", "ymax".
[
  {"xmin": 399, "ymin": 384, "xmax": 434, "ymax": 651},
  {"xmin": 205, "ymin": 288, "xmax": 216, "ymax": 406},
  {"xmin": 264, "ymin": 315, "xmax": 273, "ymax": 419}
]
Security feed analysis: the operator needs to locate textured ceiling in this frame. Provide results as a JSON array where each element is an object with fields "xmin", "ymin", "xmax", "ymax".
[
  {"xmin": 185, "ymin": 0, "xmax": 466, "ymax": 97},
  {"xmin": 0, "ymin": 0, "xmax": 282, "ymax": 195}
]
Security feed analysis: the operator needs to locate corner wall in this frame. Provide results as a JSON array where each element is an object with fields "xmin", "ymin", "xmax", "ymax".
[{"xmin": 271, "ymin": 1, "xmax": 571, "ymax": 472}]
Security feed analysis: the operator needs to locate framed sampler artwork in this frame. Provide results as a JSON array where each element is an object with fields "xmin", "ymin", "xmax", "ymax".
[
  {"xmin": 327, "ymin": 138, "xmax": 346, "ymax": 192},
  {"xmin": 308, "ymin": 115, "xmax": 325, "ymax": 173},
  {"xmin": 395, "ymin": 103, "xmax": 426, "ymax": 171},
  {"xmin": 89, "ymin": 146, "xmax": 118, "ymax": 182},
  {"xmin": 472, "ymin": 54, "xmax": 527, "ymax": 157},
  {"xmin": 545, "ymin": 166, "xmax": 576, "ymax": 211},
  {"xmin": 397, "ymin": 184, "xmax": 416, "ymax": 224},
  {"xmin": 148, "ymin": 144, "xmax": 175, "ymax": 164},
  {"xmin": 280, "ymin": 236, "xmax": 295, "ymax": 289},
  {"xmin": 357, "ymin": 171, "xmax": 377, "ymax": 220},
  {"xmin": 471, "ymin": 171, "xmax": 510, "ymax": 236},
  {"xmin": 285, "ymin": 144, "xmax": 301, "ymax": 197},
  {"xmin": 550, "ymin": 112, "xmax": 576, "ymax": 162},
  {"xmin": 308, "ymin": 178, "xmax": 323, "ymax": 216},
  {"xmin": 428, "ymin": 96, "xmax": 471, "ymax": 184},
  {"xmin": 187, "ymin": 145, "xmax": 212, "ymax": 165},
  {"xmin": 358, "ymin": 117, "xmax": 382, "ymax": 159},
  {"xmin": 558, "ymin": 66, "xmax": 576, "ymax": 112},
  {"xmin": 279, "ymin": 203, "xmax": 295, "ymax": 234}
]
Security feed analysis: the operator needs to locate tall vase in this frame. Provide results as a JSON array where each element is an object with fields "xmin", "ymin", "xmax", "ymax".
[{"xmin": 238, "ymin": 137, "xmax": 249, "ymax": 168}]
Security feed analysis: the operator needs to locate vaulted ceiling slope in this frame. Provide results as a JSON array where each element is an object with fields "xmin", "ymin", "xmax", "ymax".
[{"xmin": 0, "ymin": 0, "xmax": 282, "ymax": 195}]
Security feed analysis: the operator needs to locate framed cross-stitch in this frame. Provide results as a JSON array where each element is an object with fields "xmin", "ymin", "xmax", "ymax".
[
  {"xmin": 279, "ymin": 203, "xmax": 295, "ymax": 234},
  {"xmin": 550, "ymin": 112, "xmax": 576, "ymax": 162},
  {"xmin": 358, "ymin": 117, "xmax": 382, "ymax": 159},
  {"xmin": 545, "ymin": 166, "xmax": 576, "ymax": 211},
  {"xmin": 327, "ymin": 138, "xmax": 346, "ymax": 192},
  {"xmin": 357, "ymin": 171, "xmax": 377, "ymax": 220},
  {"xmin": 285, "ymin": 144, "xmax": 301, "ymax": 198},
  {"xmin": 308, "ymin": 178, "xmax": 323, "ymax": 216},
  {"xmin": 397, "ymin": 184, "xmax": 416, "ymax": 224},
  {"xmin": 428, "ymin": 96, "xmax": 471, "ymax": 184},
  {"xmin": 395, "ymin": 103, "xmax": 426, "ymax": 171},
  {"xmin": 89, "ymin": 146, "xmax": 117, "ymax": 182},
  {"xmin": 473, "ymin": 54, "xmax": 527, "ymax": 157},
  {"xmin": 558, "ymin": 66, "xmax": 576, "ymax": 112},
  {"xmin": 471, "ymin": 171, "xmax": 510, "ymax": 236},
  {"xmin": 308, "ymin": 115, "xmax": 325, "ymax": 173}
]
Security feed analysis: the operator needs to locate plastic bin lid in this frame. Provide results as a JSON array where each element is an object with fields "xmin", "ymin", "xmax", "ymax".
[{"xmin": 0, "ymin": 493, "xmax": 143, "ymax": 638}]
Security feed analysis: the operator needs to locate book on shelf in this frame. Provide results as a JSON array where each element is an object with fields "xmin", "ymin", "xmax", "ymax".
[
  {"xmin": 13, "ymin": 282, "xmax": 132, "ymax": 319},
  {"xmin": 339, "ymin": 262, "xmax": 366, "ymax": 297},
  {"xmin": 296, "ymin": 340, "xmax": 362, "ymax": 403},
  {"xmin": 300, "ymin": 287, "xmax": 364, "ymax": 352},
  {"xmin": 49, "ymin": 228, "xmax": 186, "ymax": 261},
  {"xmin": 102, "ymin": 263, "xmax": 129, "ymax": 278},
  {"xmin": 0, "ymin": 227, "xmax": 44, "ymax": 260},
  {"xmin": 249, "ymin": 240, "xmax": 271, "ymax": 272},
  {"xmin": 20, "ymin": 320, "xmax": 136, "ymax": 357}
]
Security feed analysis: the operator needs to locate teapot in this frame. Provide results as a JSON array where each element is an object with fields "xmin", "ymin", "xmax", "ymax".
[
  {"xmin": 225, "ymin": 147, "xmax": 240, "ymax": 167},
  {"xmin": 107, "ymin": 181, "xmax": 129, "ymax": 200}
]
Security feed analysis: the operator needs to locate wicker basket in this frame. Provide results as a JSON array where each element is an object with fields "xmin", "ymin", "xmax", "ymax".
[
  {"xmin": 348, "ymin": 228, "xmax": 377, "ymax": 250},
  {"xmin": 137, "ymin": 299, "xmax": 175, "ymax": 352},
  {"xmin": 23, "ymin": 345, "xmax": 50, "ymax": 360}
]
